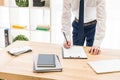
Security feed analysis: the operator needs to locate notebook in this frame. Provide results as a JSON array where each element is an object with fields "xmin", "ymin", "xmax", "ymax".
[
  {"xmin": 62, "ymin": 46, "xmax": 87, "ymax": 59},
  {"xmin": 37, "ymin": 54, "xmax": 55, "ymax": 67},
  {"xmin": 33, "ymin": 54, "xmax": 62, "ymax": 72},
  {"xmin": 88, "ymin": 59, "xmax": 120, "ymax": 73}
]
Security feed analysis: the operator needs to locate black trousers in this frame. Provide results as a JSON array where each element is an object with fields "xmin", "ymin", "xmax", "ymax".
[{"xmin": 72, "ymin": 20, "xmax": 96, "ymax": 46}]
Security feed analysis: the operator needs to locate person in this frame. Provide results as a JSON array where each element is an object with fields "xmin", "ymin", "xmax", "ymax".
[{"xmin": 62, "ymin": 0, "xmax": 106, "ymax": 55}]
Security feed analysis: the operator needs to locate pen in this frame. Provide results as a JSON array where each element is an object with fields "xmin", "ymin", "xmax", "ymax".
[{"xmin": 63, "ymin": 32, "xmax": 68, "ymax": 44}]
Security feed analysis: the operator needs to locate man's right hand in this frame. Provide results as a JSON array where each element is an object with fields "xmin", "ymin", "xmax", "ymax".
[{"xmin": 63, "ymin": 41, "xmax": 71, "ymax": 49}]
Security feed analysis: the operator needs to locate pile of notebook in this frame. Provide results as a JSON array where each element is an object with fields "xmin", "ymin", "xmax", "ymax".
[{"xmin": 33, "ymin": 54, "xmax": 62, "ymax": 72}]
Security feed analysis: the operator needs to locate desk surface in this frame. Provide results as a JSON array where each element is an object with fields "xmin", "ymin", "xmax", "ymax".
[{"xmin": 0, "ymin": 41, "xmax": 120, "ymax": 80}]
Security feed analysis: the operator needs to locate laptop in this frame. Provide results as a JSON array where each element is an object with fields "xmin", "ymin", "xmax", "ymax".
[{"xmin": 88, "ymin": 59, "xmax": 120, "ymax": 73}]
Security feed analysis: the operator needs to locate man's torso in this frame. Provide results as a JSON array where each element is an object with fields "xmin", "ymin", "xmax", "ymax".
[{"xmin": 71, "ymin": 0, "xmax": 97, "ymax": 23}]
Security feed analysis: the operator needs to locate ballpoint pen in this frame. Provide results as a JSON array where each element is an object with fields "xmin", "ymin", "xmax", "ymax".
[{"xmin": 63, "ymin": 32, "xmax": 68, "ymax": 44}]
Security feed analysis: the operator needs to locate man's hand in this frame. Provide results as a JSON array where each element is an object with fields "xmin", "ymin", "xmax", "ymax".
[
  {"xmin": 63, "ymin": 41, "xmax": 71, "ymax": 49},
  {"xmin": 89, "ymin": 46, "xmax": 101, "ymax": 55}
]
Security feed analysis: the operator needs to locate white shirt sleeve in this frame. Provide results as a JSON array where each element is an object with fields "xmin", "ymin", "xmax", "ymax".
[
  {"xmin": 93, "ymin": 0, "xmax": 106, "ymax": 47},
  {"xmin": 61, "ymin": 0, "xmax": 71, "ymax": 41}
]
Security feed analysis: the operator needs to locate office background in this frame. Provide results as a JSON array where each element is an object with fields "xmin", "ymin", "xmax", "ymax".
[{"xmin": 0, "ymin": 0, "xmax": 120, "ymax": 49}]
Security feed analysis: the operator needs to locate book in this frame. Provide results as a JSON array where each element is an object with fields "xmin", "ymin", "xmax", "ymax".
[
  {"xmin": 36, "ymin": 25, "xmax": 50, "ymax": 31},
  {"xmin": 0, "ymin": 28, "xmax": 10, "ymax": 48},
  {"xmin": 5, "ymin": 28, "xmax": 10, "ymax": 47},
  {"xmin": 88, "ymin": 59, "xmax": 120, "ymax": 73},
  {"xmin": 33, "ymin": 54, "xmax": 62, "ymax": 72},
  {"xmin": 12, "ymin": 25, "xmax": 25, "ymax": 29},
  {"xmin": 37, "ymin": 54, "xmax": 55, "ymax": 67},
  {"xmin": 62, "ymin": 46, "xmax": 87, "ymax": 59},
  {"xmin": 36, "ymin": 27, "xmax": 49, "ymax": 31}
]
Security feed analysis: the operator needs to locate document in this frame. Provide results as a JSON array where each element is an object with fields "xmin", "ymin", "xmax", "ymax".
[
  {"xmin": 62, "ymin": 46, "xmax": 87, "ymax": 59},
  {"xmin": 88, "ymin": 59, "xmax": 120, "ymax": 73}
]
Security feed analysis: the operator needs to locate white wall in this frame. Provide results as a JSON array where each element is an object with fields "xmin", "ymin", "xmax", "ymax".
[
  {"xmin": 101, "ymin": 0, "xmax": 120, "ymax": 49},
  {"xmin": 51, "ymin": 0, "xmax": 64, "ymax": 44}
]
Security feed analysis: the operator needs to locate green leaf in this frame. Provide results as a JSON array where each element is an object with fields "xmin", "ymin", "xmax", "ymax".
[{"xmin": 13, "ymin": 34, "xmax": 29, "ymax": 42}]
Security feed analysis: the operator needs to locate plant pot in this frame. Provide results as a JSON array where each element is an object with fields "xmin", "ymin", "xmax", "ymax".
[
  {"xmin": 33, "ymin": 0, "xmax": 45, "ymax": 7},
  {"xmin": 15, "ymin": 0, "xmax": 29, "ymax": 7}
]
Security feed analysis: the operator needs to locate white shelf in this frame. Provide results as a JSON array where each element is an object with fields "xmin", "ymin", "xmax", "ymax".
[
  {"xmin": 30, "ymin": 30, "xmax": 50, "ymax": 43},
  {"xmin": 30, "ymin": 8, "xmax": 50, "ymax": 30},
  {"xmin": 10, "ymin": 8, "xmax": 30, "ymax": 30},
  {"xmin": 0, "ymin": 0, "xmax": 51, "ymax": 48},
  {"xmin": 0, "ymin": 7, "xmax": 10, "ymax": 28}
]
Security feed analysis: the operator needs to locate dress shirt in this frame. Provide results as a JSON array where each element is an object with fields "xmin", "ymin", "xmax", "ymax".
[{"xmin": 62, "ymin": 0, "xmax": 106, "ymax": 47}]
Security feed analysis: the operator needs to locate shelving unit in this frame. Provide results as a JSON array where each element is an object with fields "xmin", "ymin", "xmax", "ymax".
[{"xmin": 0, "ymin": 0, "xmax": 51, "ymax": 48}]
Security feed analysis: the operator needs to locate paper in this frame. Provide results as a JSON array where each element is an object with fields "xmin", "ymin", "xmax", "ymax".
[
  {"xmin": 62, "ymin": 46, "xmax": 87, "ymax": 59},
  {"xmin": 88, "ymin": 59, "xmax": 120, "ymax": 73}
]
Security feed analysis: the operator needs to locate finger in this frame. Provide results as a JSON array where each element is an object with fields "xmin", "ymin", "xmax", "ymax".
[
  {"xmin": 89, "ymin": 47, "xmax": 94, "ymax": 54},
  {"xmin": 90, "ymin": 47, "xmax": 97, "ymax": 55},
  {"xmin": 97, "ymin": 48, "xmax": 101, "ymax": 55},
  {"xmin": 93, "ymin": 48, "xmax": 98, "ymax": 55},
  {"xmin": 89, "ymin": 47, "xmax": 92, "ymax": 53},
  {"xmin": 95, "ymin": 47, "xmax": 101, "ymax": 55},
  {"xmin": 92, "ymin": 47, "xmax": 97, "ymax": 55},
  {"xmin": 89, "ymin": 48, "xmax": 91, "ymax": 53},
  {"xmin": 63, "ymin": 43, "xmax": 67, "ymax": 48},
  {"xmin": 67, "ymin": 41, "xmax": 71, "ymax": 47},
  {"xmin": 63, "ymin": 42, "xmax": 70, "ymax": 48},
  {"xmin": 93, "ymin": 47, "xmax": 100, "ymax": 55},
  {"xmin": 67, "ymin": 41, "xmax": 71, "ymax": 46},
  {"xmin": 66, "ymin": 45, "xmax": 70, "ymax": 48}
]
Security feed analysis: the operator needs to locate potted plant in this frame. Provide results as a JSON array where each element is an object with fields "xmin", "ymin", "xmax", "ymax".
[
  {"xmin": 13, "ymin": 34, "xmax": 29, "ymax": 42},
  {"xmin": 15, "ymin": 0, "xmax": 29, "ymax": 7}
]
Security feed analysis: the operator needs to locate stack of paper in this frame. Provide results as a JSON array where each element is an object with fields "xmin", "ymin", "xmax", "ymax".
[{"xmin": 33, "ymin": 54, "xmax": 62, "ymax": 72}]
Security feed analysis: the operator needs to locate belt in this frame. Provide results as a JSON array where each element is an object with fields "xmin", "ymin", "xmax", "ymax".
[{"xmin": 75, "ymin": 17, "xmax": 97, "ymax": 26}]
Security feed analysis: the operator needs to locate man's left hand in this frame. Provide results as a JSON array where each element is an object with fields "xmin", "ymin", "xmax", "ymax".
[{"xmin": 89, "ymin": 46, "xmax": 101, "ymax": 55}]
